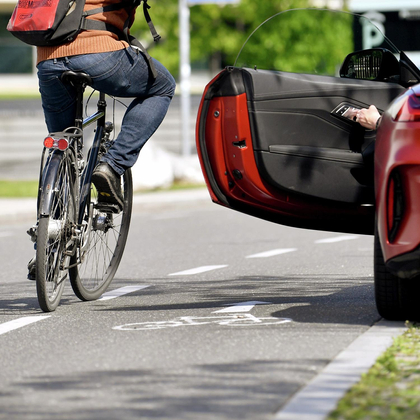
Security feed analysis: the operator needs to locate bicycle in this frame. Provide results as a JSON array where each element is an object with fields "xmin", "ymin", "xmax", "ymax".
[{"xmin": 29, "ymin": 71, "xmax": 133, "ymax": 312}]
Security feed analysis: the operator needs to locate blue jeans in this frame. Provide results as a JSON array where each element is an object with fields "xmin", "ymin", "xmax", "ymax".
[{"xmin": 37, "ymin": 48, "xmax": 176, "ymax": 175}]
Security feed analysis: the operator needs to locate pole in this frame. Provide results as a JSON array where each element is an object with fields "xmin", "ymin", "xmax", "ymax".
[{"xmin": 179, "ymin": 0, "xmax": 191, "ymax": 157}]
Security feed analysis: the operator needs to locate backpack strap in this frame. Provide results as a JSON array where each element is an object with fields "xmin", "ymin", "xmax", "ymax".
[
  {"xmin": 80, "ymin": 0, "xmax": 160, "ymax": 79},
  {"xmin": 142, "ymin": 0, "xmax": 161, "ymax": 42}
]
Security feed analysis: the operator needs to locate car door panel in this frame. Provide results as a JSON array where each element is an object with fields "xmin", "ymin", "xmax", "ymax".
[{"xmin": 242, "ymin": 69, "xmax": 405, "ymax": 203}]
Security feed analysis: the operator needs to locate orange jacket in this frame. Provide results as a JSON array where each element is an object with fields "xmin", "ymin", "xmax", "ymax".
[{"xmin": 37, "ymin": 0, "xmax": 130, "ymax": 64}]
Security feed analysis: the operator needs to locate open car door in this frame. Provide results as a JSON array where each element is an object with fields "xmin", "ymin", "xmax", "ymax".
[{"xmin": 196, "ymin": 9, "xmax": 419, "ymax": 235}]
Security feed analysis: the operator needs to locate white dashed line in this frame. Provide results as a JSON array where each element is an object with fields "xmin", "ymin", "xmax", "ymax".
[
  {"xmin": 213, "ymin": 301, "xmax": 271, "ymax": 313},
  {"xmin": 246, "ymin": 248, "xmax": 297, "ymax": 259},
  {"xmin": 0, "ymin": 316, "xmax": 51, "ymax": 336},
  {"xmin": 315, "ymin": 235, "xmax": 358, "ymax": 244},
  {"xmin": 99, "ymin": 285, "xmax": 150, "ymax": 301},
  {"xmin": 169, "ymin": 265, "xmax": 228, "ymax": 276}
]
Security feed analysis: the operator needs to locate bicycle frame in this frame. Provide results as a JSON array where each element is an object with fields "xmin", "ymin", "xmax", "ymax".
[
  {"xmin": 78, "ymin": 92, "xmax": 106, "ymax": 225},
  {"xmin": 37, "ymin": 90, "xmax": 107, "ymax": 223}
]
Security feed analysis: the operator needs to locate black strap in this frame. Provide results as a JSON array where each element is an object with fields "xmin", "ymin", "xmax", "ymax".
[
  {"xmin": 129, "ymin": 36, "xmax": 158, "ymax": 79},
  {"xmin": 80, "ymin": 0, "xmax": 160, "ymax": 79},
  {"xmin": 143, "ymin": 0, "xmax": 161, "ymax": 42}
]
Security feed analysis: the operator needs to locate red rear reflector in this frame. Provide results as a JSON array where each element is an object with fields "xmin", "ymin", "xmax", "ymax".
[
  {"xmin": 44, "ymin": 136, "xmax": 69, "ymax": 151},
  {"xmin": 43, "ymin": 137, "xmax": 54, "ymax": 148},
  {"xmin": 58, "ymin": 138, "xmax": 69, "ymax": 151}
]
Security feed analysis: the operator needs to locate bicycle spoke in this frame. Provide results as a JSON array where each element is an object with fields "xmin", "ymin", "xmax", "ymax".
[{"xmin": 69, "ymin": 170, "xmax": 132, "ymax": 301}]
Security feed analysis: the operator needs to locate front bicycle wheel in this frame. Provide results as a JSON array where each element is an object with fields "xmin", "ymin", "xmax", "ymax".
[
  {"xmin": 70, "ymin": 169, "xmax": 133, "ymax": 300},
  {"xmin": 36, "ymin": 151, "xmax": 78, "ymax": 312}
]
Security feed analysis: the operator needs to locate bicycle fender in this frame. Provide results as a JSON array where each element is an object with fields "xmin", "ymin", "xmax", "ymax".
[{"xmin": 38, "ymin": 151, "xmax": 63, "ymax": 217}]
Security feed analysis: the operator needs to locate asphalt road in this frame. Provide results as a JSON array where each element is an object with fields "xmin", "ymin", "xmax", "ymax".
[{"xmin": 0, "ymin": 194, "xmax": 379, "ymax": 420}]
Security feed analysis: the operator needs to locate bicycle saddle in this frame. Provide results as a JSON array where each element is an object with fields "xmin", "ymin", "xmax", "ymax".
[{"xmin": 61, "ymin": 70, "xmax": 92, "ymax": 87}]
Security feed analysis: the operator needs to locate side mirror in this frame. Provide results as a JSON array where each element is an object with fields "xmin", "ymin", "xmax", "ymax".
[{"xmin": 340, "ymin": 48, "xmax": 400, "ymax": 82}]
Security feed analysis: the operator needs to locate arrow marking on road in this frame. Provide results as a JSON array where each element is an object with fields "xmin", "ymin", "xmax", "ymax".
[
  {"xmin": 246, "ymin": 248, "xmax": 297, "ymax": 258},
  {"xmin": 213, "ymin": 301, "xmax": 272, "ymax": 313},
  {"xmin": 0, "ymin": 316, "xmax": 51, "ymax": 336},
  {"xmin": 169, "ymin": 265, "xmax": 228, "ymax": 276},
  {"xmin": 99, "ymin": 285, "xmax": 150, "ymax": 301}
]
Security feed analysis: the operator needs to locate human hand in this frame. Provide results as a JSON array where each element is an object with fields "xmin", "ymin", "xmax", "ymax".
[{"xmin": 356, "ymin": 105, "xmax": 381, "ymax": 130}]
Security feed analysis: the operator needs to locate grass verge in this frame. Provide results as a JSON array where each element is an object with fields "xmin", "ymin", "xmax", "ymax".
[
  {"xmin": 0, "ymin": 179, "xmax": 205, "ymax": 198},
  {"xmin": 328, "ymin": 323, "xmax": 420, "ymax": 420},
  {"xmin": 0, "ymin": 180, "xmax": 38, "ymax": 197}
]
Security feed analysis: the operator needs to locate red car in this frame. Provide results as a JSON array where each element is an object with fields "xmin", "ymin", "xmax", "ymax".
[{"xmin": 195, "ymin": 9, "xmax": 420, "ymax": 320}]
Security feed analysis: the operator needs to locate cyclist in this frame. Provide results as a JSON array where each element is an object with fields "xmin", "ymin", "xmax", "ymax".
[{"xmin": 28, "ymin": 0, "xmax": 175, "ymax": 279}]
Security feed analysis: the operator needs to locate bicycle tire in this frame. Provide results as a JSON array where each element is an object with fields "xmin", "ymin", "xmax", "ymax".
[
  {"xmin": 36, "ymin": 150, "xmax": 78, "ymax": 312},
  {"xmin": 69, "ymin": 168, "xmax": 133, "ymax": 301}
]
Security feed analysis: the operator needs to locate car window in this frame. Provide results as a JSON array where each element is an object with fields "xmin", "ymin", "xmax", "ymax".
[{"xmin": 234, "ymin": 8, "xmax": 399, "ymax": 77}]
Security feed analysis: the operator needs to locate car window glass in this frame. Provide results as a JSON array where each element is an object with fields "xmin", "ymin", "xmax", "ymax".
[{"xmin": 234, "ymin": 8, "xmax": 400, "ymax": 76}]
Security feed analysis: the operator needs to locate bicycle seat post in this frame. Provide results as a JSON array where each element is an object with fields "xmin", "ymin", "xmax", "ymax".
[{"xmin": 60, "ymin": 71, "xmax": 93, "ymax": 129}]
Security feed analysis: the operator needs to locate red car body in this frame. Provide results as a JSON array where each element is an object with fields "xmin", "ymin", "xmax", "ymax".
[
  {"xmin": 375, "ymin": 85, "xmax": 420, "ymax": 278},
  {"xmin": 195, "ymin": 9, "xmax": 420, "ymax": 320}
]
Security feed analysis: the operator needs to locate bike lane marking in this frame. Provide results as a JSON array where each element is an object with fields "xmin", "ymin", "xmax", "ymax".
[
  {"xmin": 246, "ymin": 248, "xmax": 297, "ymax": 258},
  {"xmin": 314, "ymin": 235, "xmax": 358, "ymax": 244},
  {"xmin": 113, "ymin": 301, "xmax": 292, "ymax": 331},
  {"xmin": 99, "ymin": 285, "xmax": 150, "ymax": 301},
  {"xmin": 168, "ymin": 265, "xmax": 228, "ymax": 276},
  {"xmin": 0, "ymin": 315, "xmax": 51, "ymax": 336},
  {"xmin": 274, "ymin": 319, "xmax": 406, "ymax": 420}
]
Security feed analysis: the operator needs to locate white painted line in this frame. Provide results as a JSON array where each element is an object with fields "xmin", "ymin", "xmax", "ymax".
[
  {"xmin": 274, "ymin": 319, "xmax": 406, "ymax": 420},
  {"xmin": 99, "ymin": 285, "xmax": 150, "ymax": 301},
  {"xmin": 0, "ymin": 316, "xmax": 51, "ymax": 336},
  {"xmin": 213, "ymin": 301, "xmax": 271, "ymax": 313},
  {"xmin": 315, "ymin": 235, "xmax": 358, "ymax": 244},
  {"xmin": 246, "ymin": 248, "xmax": 297, "ymax": 259},
  {"xmin": 168, "ymin": 265, "xmax": 228, "ymax": 276}
]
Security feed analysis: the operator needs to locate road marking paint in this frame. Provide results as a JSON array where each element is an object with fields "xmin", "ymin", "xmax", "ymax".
[
  {"xmin": 315, "ymin": 235, "xmax": 358, "ymax": 244},
  {"xmin": 274, "ymin": 319, "xmax": 406, "ymax": 420},
  {"xmin": 113, "ymin": 314, "xmax": 292, "ymax": 330},
  {"xmin": 99, "ymin": 285, "xmax": 150, "ymax": 301},
  {"xmin": 168, "ymin": 265, "xmax": 228, "ymax": 276},
  {"xmin": 213, "ymin": 301, "xmax": 271, "ymax": 313},
  {"xmin": 246, "ymin": 248, "xmax": 297, "ymax": 259},
  {"xmin": 0, "ymin": 316, "xmax": 51, "ymax": 336}
]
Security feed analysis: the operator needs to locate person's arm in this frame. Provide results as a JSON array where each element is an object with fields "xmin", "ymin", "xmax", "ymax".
[{"xmin": 356, "ymin": 105, "xmax": 382, "ymax": 130}]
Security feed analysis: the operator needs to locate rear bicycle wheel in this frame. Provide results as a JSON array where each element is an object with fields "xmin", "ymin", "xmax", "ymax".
[
  {"xmin": 36, "ymin": 151, "xmax": 78, "ymax": 312},
  {"xmin": 70, "ymin": 169, "xmax": 133, "ymax": 300}
]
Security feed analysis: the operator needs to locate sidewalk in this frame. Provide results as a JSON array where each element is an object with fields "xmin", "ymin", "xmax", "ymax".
[{"xmin": 0, "ymin": 188, "xmax": 211, "ymax": 224}]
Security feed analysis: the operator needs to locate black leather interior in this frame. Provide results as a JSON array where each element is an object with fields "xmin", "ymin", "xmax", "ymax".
[{"xmin": 241, "ymin": 68, "xmax": 405, "ymax": 203}]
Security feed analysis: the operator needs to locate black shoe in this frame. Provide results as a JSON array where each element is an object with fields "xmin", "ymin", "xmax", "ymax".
[
  {"xmin": 27, "ymin": 257, "xmax": 36, "ymax": 281},
  {"xmin": 91, "ymin": 163, "xmax": 124, "ymax": 211}
]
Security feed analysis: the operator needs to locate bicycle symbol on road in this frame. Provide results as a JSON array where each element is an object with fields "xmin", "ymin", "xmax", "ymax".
[{"xmin": 113, "ymin": 313, "xmax": 292, "ymax": 331}]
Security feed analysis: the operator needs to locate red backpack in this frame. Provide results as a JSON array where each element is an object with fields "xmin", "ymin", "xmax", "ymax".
[{"xmin": 7, "ymin": 0, "xmax": 160, "ymax": 76}]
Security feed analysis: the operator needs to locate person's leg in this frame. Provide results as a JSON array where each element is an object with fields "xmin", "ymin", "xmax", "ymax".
[
  {"xmin": 67, "ymin": 48, "xmax": 176, "ymax": 175},
  {"xmin": 37, "ymin": 57, "xmax": 77, "ymax": 133}
]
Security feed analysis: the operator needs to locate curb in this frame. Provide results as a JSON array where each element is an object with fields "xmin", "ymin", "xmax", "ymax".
[
  {"xmin": 0, "ymin": 188, "xmax": 211, "ymax": 225},
  {"xmin": 274, "ymin": 319, "xmax": 407, "ymax": 420}
]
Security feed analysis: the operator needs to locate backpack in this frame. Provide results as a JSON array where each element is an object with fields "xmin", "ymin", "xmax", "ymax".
[{"xmin": 6, "ymin": 0, "xmax": 160, "ymax": 76}]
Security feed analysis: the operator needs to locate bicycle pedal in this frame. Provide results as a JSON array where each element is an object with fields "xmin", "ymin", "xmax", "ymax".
[
  {"xmin": 94, "ymin": 202, "xmax": 121, "ymax": 214},
  {"xmin": 27, "ymin": 226, "xmax": 37, "ymax": 243}
]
